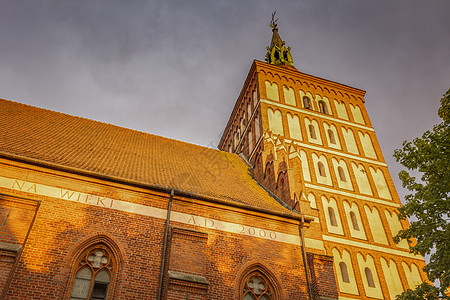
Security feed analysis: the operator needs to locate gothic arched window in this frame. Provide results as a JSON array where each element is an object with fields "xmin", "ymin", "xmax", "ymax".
[
  {"xmin": 339, "ymin": 262, "xmax": 350, "ymax": 283},
  {"xmin": 318, "ymin": 162, "xmax": 326, "ymax": 177},
  {"xmin": 350, "ymin": 211, "xmax": 360, "ymax": 231},
  {"xmin": 69, "ymin": 243, "xmax": 116, "ymax": 300},
  {"xmin": 338, "ymin": 166, "xmax": 346, "ymax": 182},
  {"xmin": 328, "ymin": 207, "xmax": 338, "ymax": 227},
  {"xmin": 328, "ymin": 129, "xmax": 336, "ymax": 144},
  {"xmin": 365, "ymin": 267, "xmax": 375, "ymax": 287},
  {"xmin": 241, "ymin": 269, "xmax": 278, "ymax": 300},
  {"xmin": 303, "ymin": 97, "xmax": 312, "ymax": 109},
  {"xmin": 309, "ymin": 125, "xmax": 317, "ymax": 139},
  {"xmin": 318, "ymin": 100, "xmax": 329, "ymax": 114}
]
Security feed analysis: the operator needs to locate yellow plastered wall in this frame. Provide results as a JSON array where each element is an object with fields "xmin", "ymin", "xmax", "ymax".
[
  {"xmin": 341, "ymin": 127, "xmax": 359, "ymax": 154},
  {"xmin": 305, "ymin": 119, "xmax": 322, "ymax": 145},
  {"xmin": 287, "ymin": 113, "xmax": 302, "ymax": 141},
  {"xmin": 356, "ymin": 253, "xmax": 383, "ymax": 299},
  {"xmin": 307, "ymin": 193, "xmax": 317, "ymax": 209},
  {"xmin": 313, "ymin": 154, "xmax": 333, "ymax": 186},
  {"xmin": 265, "ymin": 81, "xmax": 279, "ymax": 101},
  {"xmin": 351, "ymin": 163, "xmax": 373, "ymax": 195},
  {"xmin": 267, "ymin": 108, "xmax": 284, "ymax": 136},
  {"xmin": 384, "ymin": 210, "xmax": 409, "ymax": 249},
  {"xmin": 324, "ymin": 123, "xmax": 342, "ymax": 150},
  {"xmin": 370, "ymin": 167, "xmax": 392, "ymax": 200},
  {"xmin": 334, "ymin": 99, "xmax": 349, "ymax": 120},
  {"xmin": 332, "ymin": 249, "xmax": 359, "ymax": 295},
  {"xmin": 350, "ymin": 104, "xmax": 365, "ymax": 124},
  {"xmin": 402, "ymin": 262, "xmax": 423, "ymax": 289},
  {"xmin": 321, "ymin": 196, "xmax": 344, "ymax": 235},
  {"xmin": 364, "ymin": 205, "xmax": 389, "ymax": 245},
  {"xmin": 343, "ymin": 201, "xmax": 366, "ymax": 240},
  {"xmin": 283, "ymin": 86, "xmax": 296, "ymax": 106},
  {"xmin": 380, "ymin": 258, "xmax": 404, "ymax": 300},
  {"xmin": 299, "ymin": 150, "xmax": 311, "ymax": 182},
  {"xmin": 332, "ymin": 158, "xmax": 353, "ymax": 191},
  {"xmin": 358, "ymin": 132, "xmax": 377, "ymax": 159}
]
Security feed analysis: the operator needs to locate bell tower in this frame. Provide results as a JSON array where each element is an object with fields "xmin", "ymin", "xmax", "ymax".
[{"xmin": 219, "ymin": 14, "xmax": 428, "ymax": 299}]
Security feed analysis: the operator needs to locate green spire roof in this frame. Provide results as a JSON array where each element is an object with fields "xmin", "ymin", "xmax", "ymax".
[{"xmin": 265, "ymin": 12, "xmax": 295, "ymax": 68}]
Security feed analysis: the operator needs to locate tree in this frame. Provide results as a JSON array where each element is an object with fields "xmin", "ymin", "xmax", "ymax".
[{"xmin": 394, "ymin": 89, "xmax": 450, "ymax": 299}]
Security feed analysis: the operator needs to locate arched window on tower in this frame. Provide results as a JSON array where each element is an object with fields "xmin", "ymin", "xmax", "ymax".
[
  {"xmin": 339, "ymin": 262, "xmax": 350, "ymax": 283},
  {"xmin": 328, "ymin": 129, "xmax": 336, "ymax": 144},
  {"xmin": 318, "ymin": 100, "xmax": 329, "ymax": 114},
  {"xmin": 309, "ymin": 124, "xmax": 317, "ymax": 139},
  {"xmin": 350, "ymin": 211, "xmax": 360, "ymax": 231},
  {"xmin": 303, "ymin": 97, "xmax": 312, "ymax": 110},
  {"xmin": 69, "ymin": 243, "xmax": 116, "ymax": 300},
  {"xmin": 328, "ymin": 207, "xmax": 338, "ymax": 226},
  {"xmin": 318, "ymin": 162, "xmax": 326, "ymax": 177},
  {"xmin": 338, "ymin": 166, "xmax": 346, "ymax": 182},
  {"xmin": 365, "ymin": 267, "xmax": 375, "ymax": 287}
]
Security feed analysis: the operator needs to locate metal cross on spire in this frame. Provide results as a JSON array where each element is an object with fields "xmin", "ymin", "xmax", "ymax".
[{"xmin": 269, "ymin": 11, "xmax": 279, "ymax": 30}]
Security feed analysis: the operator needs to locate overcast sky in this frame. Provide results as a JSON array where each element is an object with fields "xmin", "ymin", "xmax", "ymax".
[{"xmin": 1, "ymin": 0, "xmax": 449, "ymax": 203}]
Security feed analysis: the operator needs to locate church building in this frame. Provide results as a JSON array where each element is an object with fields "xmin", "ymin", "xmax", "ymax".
[{"xmin": 0, "ymin": 18, "xmax": 427, "ymax": 300}]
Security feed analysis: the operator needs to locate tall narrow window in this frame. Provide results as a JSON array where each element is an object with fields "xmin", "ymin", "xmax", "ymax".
[
  {"xmin": 309, "ymin": 125, "xmax": 316, "ymax": 139},
  {"xmin": 328, "ymin": 129, "xmax": 336, "ymax": 144},
  {"xmin": 318, "ymin": 162, "xmax": 326, "ymax": 177},
  {"xmin": 339, "ymin": 262, "xmax": 350, "ymax": 283},
  {"xmin": 70, "ymin": 244, "xmax": 115, "ymax": 300},
  {"xmin": 318, "ymin": 100, "xmax": 329, "ymax": 114},
  {"xmin": 365, "ymin": 267, "xmax": 375, "ymax": 287},
  {"xmin": 241, "ymin": 269, "xmax": 278, "ymax": 300},
  {"xmin": 337, "ymin": 166, "xmax": 346, "ymax": 182},
  {"xmin": 350, "ymin": 211, "xmax": 360, "ymax": 231},
  {"xmin": 328, "ymin": 207, "xmax": 337, "ymax": 226},
  {"xmin": 303, "ymin": 97, "xmax": 312, "ymax": 109}
]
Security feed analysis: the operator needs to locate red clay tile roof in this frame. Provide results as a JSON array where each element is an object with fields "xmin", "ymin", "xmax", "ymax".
[{"xmin": 0, "ymin": 99, "xmax": 293, "ymax": 214}]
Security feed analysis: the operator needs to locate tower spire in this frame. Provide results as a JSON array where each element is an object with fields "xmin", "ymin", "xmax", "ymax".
[{"xmin": 265, "ymin": 12, "xmax": 295, "ymax": 68}]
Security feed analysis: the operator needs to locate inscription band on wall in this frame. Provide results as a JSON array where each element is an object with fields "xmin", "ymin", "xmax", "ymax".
[{"xmin": 0, "ymin": 175, "xmax": 323, "ymax": 249}]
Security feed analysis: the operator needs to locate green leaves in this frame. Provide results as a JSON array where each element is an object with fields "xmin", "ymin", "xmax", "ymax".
[{"xmin": 394, "ymin": 89, "xmax": 450, "ymax": 299}]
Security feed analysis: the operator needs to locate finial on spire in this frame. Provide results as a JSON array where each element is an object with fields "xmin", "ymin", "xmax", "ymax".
[
  {"xmin": 265, "ymin": 12, "xmax": 295, "ymax": 68},
  {"xmin": 269, "ymin": 11, "xmax": 279, "ymax": 30}
]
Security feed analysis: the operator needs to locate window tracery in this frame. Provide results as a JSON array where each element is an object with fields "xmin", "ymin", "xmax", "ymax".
[
  {"xmin": 70, "ymin": 243, "xmax": 115, "ymax": 300},
  {"xmin": 241, "ymin": 270, "xmax": 276, "ymax": 300}
]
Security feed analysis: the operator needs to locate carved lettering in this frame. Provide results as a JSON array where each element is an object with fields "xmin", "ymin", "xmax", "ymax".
[
  {"xmin": 11, "ymin": 180, "xmax": 25, "ymax": 191},
  {"xmin": 204, "ymin": 218, "xmax": 214, "ymax": 227},
  {"xmin": 60, "ymin": 189, "xmax": 76, "ymax": 200},
  {"xmin": 85, "ymin": 195, "xmax": 93, "ymax": 204},
  {"xmin": 187, "ymin": 215, "xmax": 197, "ymax": 225},
  {"xmin": 26, "ymin": 184, "xmax": 37, "ymax": 193},
  {"xmin": 96, "ymin": 197, "xmax": 107, "ymax": 207}
]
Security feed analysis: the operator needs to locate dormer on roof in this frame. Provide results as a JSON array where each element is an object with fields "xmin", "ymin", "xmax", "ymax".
[{"xmin": 265, "ymin": 12, "xmax": 295, "ymax": 68}]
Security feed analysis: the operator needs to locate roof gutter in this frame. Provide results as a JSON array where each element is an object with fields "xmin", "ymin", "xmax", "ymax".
[{"xmin": 0, "ymin": 151, "xmax": 313, "ymax": 223}]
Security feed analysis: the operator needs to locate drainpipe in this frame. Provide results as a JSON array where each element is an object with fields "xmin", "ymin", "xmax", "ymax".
[
  {"xmin": 157, "ymin": 189, "xmax": 174, "ymax": 300},
  {"xmin": 299, "ymin": 216, "xmax": 313, "ymax": 299}
]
